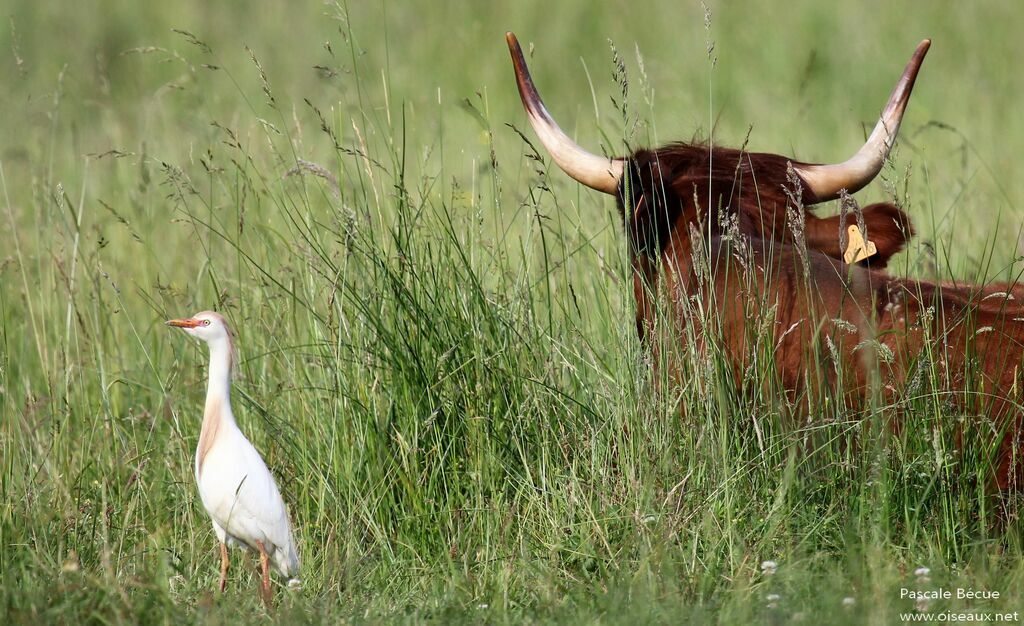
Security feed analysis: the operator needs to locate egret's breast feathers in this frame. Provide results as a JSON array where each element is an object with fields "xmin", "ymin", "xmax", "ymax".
[{"xmin": 197, "ymin": 397, "xmax": 224, "ymax": 475}]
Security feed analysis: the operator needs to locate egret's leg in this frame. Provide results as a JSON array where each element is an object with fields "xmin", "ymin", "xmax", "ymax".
[
  {"xmin": 218, "ymin": 542, "xmax": 229, "ymax": 592},
  {"xmin": 256, "ymin": 540, "xmax": 272, "ymax": 608}
]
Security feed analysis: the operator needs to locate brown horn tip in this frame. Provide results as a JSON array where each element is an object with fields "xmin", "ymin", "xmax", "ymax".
[
  {"xmin": 890, "ymin": 39, "xmax": 931, "ymax": 113},
  {"xmin": 506, "ymin": 32, "xmax": 541, "ymax": 122}
]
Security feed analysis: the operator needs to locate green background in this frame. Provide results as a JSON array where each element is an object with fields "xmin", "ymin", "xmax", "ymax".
[{"xmin": 2, "ymin": 1, "xmax": 1023, "ymax": 623}]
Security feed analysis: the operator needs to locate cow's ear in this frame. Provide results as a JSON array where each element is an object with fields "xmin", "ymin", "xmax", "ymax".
[
  {"xmin": 801, "ymin": 203, "xmax": 914, "ymax": 268},
  {"xmin": 858, "ymin": 203, "xmax": 915, "ymax": 267}
]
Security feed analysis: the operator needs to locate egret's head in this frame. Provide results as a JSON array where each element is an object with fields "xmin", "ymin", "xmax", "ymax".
[
  {"xmin": 165, "ymin": 311, "xmax": 231, "ymax": 341},
  {"xmin": 166, "ymin": 311, "xmax": 238, "ymax": 374}
]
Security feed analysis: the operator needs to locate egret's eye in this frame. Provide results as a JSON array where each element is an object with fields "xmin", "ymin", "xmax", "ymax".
[{"xmin": 203, "ymin": 319, "xmax": 211, "ymax": 326}]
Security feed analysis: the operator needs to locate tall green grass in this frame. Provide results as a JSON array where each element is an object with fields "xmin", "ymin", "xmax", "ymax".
[{"xmin": 2, "ymin": 1, "xmax": 1024, "ymax": 623}]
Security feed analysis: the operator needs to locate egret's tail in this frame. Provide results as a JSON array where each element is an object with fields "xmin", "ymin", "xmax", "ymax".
[{"xmin": 272, "ymin": 536, "xmax": 300, "ymax": 579}]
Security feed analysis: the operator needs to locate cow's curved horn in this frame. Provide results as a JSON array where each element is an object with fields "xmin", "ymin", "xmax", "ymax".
[
  {"xmin": 795, "ymin": 39, "xmax": 931, "ymax": 202},
  {"xmin": 506, "ymin": 32, "xmax": 624, "ymax": 195}
]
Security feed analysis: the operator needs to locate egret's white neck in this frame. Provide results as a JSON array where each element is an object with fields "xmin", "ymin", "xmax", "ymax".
[{"xmin": 205, "ymin": 336, "xmax": 234, "ymax": 404}]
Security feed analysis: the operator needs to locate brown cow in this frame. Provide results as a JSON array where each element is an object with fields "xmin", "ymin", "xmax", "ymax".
[{"xmin": 506, "ymin": 33, "xmax": 1023, "ymax": 489}]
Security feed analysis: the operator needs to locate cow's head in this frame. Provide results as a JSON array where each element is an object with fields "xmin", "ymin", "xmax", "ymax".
[{"xmin": 506, "ymin": 33, "xmax": 929, "ymax": 267}]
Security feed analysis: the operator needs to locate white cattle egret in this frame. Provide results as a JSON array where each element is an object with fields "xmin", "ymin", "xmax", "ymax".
[{"xmin": 166, "ymin": 311, "xmax": 299, "ymax": 607}]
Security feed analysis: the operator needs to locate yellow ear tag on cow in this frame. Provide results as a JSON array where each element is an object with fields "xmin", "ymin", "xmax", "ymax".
[{"xmin": 843, "ymin": 224, "xmax": 877, "ymax": 264}]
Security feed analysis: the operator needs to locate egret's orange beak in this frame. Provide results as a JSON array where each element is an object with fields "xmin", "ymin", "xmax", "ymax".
[{"xmin": 166, "ymin": 318, "xmax": 202, "ymax": 328}]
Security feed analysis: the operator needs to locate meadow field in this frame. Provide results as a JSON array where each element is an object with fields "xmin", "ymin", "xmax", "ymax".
[{"xmin": 3, "ymin": 1, "xmax": 1024, "ymax": 623}]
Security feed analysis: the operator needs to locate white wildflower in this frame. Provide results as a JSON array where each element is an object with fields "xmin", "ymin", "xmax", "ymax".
[{"xmin": 914, "ymin": 566, "xmax": 931, "ymax": 581}]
